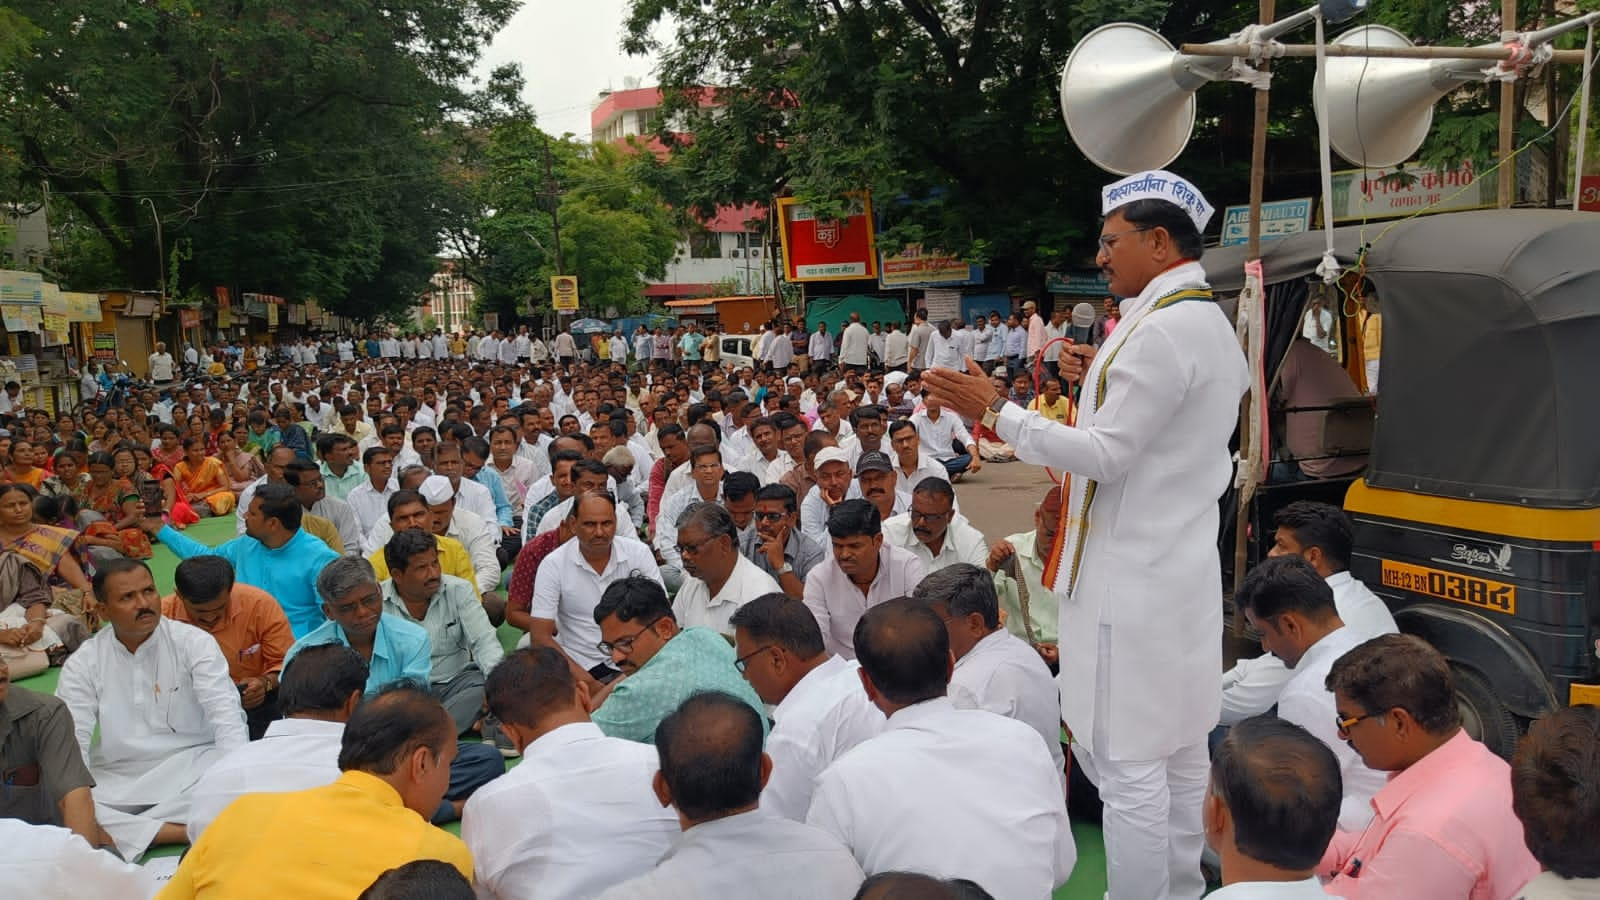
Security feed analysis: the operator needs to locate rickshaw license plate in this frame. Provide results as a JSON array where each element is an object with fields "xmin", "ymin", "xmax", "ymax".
[{"xmin": 1380, "ymin": 560, "xmax": 1517, "ymax": 615}]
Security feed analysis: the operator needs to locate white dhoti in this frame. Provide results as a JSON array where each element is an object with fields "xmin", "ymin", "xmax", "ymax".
[{"xmin": 93, "ymin": 746, "xmax": 227, "ymax": 861}]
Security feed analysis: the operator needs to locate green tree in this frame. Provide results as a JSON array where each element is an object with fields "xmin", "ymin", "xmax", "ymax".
[
  {"xmin": 455, "ymin": 120, "xmax": 680, "ymax": 322},
  {"xmin": 624, "ymin": 0, "xmax": 1596, "ymax": 288},
  {"xmin": 0, "ymin": 0, "xmax": 519, "ymax": 318}
]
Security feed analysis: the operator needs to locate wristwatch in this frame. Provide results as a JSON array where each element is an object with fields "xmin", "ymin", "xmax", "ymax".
[
  {"xmin": 980, "ymin": 395, "xmax": 1007, "ymax": 430},
  {"xmin": 778, "ymin": 562, "xmax": 794, "ymax": 575}
]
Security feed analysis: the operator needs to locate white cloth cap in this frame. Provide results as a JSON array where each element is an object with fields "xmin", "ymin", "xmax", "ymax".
[
  {"xmin": 419, "ymin": 474, "xmax": 455, "ymax": 506},
  {"xmin": 814, "ymin": 447, "xmax": 852, "ymax": 470},
  {"xmin": 1101, "ymin": 169, "xmax": 1214, "ymax": 231},
  {"xmin": 883, "ymin": 371, "xmax": 908, "ymax": 388}
]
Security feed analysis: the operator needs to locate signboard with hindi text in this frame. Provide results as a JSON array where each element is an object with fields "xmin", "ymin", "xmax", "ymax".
[
  {"xmin": 0, "ymin": 270, "xmax": 42, "ymax": 306},
  {"xmin": 777, "ymin": 194, "xmax": 877, "ymax": 282},
  {"xmin": 878, "ymin": 244, "xmax": 982, "ymax": 288},
  {"xmin": 1329, "ymin": 163, "xmax": 1493, "ymax": 222},
  {"xmin": 1219, "ymin": 198, "xmax": 1314, "ymax": 247},
  {"xmin": 1580, "ymin": 175, "xmax": 1600, "ymax": 213}
]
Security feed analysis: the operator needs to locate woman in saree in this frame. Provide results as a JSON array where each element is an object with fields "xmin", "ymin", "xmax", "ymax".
[
  {"xmin": 40, "ymin": 450, "xmax": 91, "ymax": 505},
  {"xmin": 0, "ymin": 483, "xmax": 92, "ymax": 592},
  {"xmin": 152, "ymin": 423, "xmax": 183, "ymax": 470},
  {"xmin": 0, "ymin": 486, "xmax": 91, "ymax": 674},
  {"xmin": 218, "ymin": 428, "xmax": 264, "ymax": 493},
  {"xmin": 3, "ymin": 440, "xmax": 46, "ymax": 489},
  {"xmin": 79, "ymin": 451, "xmax": 154, "ymax": 562},
  {"xmin": 125, "ymin": 444, "xmax": 198, "ymax": 527},
  {"xmin": 173, "ymin": 436, "xmax": 235, "ymax": 517}
]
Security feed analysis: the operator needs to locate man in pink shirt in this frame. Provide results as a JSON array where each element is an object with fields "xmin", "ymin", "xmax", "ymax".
[{"xmin": 1322, "ymin": 634, "xmax": 1539, "ymax": 899}]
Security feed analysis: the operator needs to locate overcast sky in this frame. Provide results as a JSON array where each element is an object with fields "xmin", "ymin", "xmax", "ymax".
[{"xmin": 477, "ymin": 0, "xmax": 662, "ymax": 140}]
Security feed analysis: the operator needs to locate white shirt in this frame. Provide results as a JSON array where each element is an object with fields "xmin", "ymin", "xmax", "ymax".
[
  {"xmin": 453, "ymin": 478, "xmax": 501, "ymax": 541},
  {"xmin": 672, "ymin": 555, "xmax": 781, "ymax": 636},
  {"xmin": 950, "ymin": 629, "xmax": 1066, "ymax": 782},
  {"xmin": 0, "ymin": 819, "xmax": 156, "ymax": 900},
  {"xmin": 762, "ymin": 656, "xmax": 885, "ymax": 821},
  {"xmin": 895, "ymin": 453, "xmax": 950, "ymax": 497},
  {"xmin": 345, "ymin": 481, "xmax": 394, "ymax": 541},
  {"xmin": 654, "ymin": 484, "xmax": 723, "ymax": 571},
  {"xmin": 478, "ymin": 335, "xmax": 500, "ymax": 361},
  {"xmin": 951, "ymin": 326, "xmax": 975, "ymax": 361},
  {"xmin": 909, "ymin": 409, "xmax": 973, "ymax": 462},
  {"xmin": 763, "ymin": 332, "xmax": 794, "ymax": 367},
  {"xmin": 499, "ymin": 336, "xmax": 519, "ymax": 365},
  {"xmin": 884, "ymin": 329, "xmax": 909, "ymax": 367},
  {"xmin": 148, "ymin": 352, "xmax": 175, "ymax": 381},
  {"xmin": 994, "ymin": 260, "xmax": 1250, "ymax": 760},
  {"xmin": 1219, "ymin": 571, "xmax": 1398, "ymax": 725},
  {"xmin": 808, "ymin": 330, "xmax": 835, "ymax": 360},
  {"xmin": 881, "ymin": 512, "xmax": 988, "ymax": 572},
  {"xmin": 533, "ymin": 538, "xmax": 664, "ymax": 670},
  {"xmin": 806, "ymin": 697, "xmax": 1075, "ymax": 900},
  {"xmin": 364, "ymin": 508, "xmax": 501, "ymax": 595},
  {"xmin": 1276, "ymin": 625, "xmax": 1388, "ymax": 831},
  {"xmin": 839, "ymin": 322, "xmax": 870, "ymax": 366},
  {"xmin": 925, "ymin": 329, "xmax": 962, "ymax": 371},
  {"xmin": 513, "ymin": 334, "xmax": 532, "ymax": 358},
  {"xmin": 55, "ymin": 619, "xmax": 248, "ymax": 860},
  {"xmin": 802, "ymin": 544, "xmax": 926, "ymax": 659},
  {"xmin": 463, "ymin": 722, "xmax": 679, "ymax": 900},
  {"xmin": 186, "ymin": 718, "xmax": 343, "ymax": 841},
  {"xmin": 595, "ymin": 809, "xmax": 864, "ymax": 900}
]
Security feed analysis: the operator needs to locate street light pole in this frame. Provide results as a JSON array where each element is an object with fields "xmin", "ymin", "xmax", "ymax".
[{"xmin": 140, "ymin": 197, "xmax": 164, "ymax": 304}]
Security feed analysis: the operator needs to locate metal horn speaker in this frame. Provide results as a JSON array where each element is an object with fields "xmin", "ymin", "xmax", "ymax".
[
  {"xmin": 1059, "ymin": 23, "xmax": 1233, "ymax": 175},
  {"xmin": 1326, "ymin": 25, "xmax": 1487, "ymax": 167}
]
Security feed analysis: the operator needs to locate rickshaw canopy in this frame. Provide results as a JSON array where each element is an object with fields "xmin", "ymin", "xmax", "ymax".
[{"xmin": 1205, "ymin": 209, "xmax": 1600, "ymax": 509}]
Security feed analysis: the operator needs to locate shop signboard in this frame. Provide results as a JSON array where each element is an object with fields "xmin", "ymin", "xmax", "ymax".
[
  {"xmin": 1580, "ymin": 175, "xmax": 1600, "ymax": 213},
  {"xmin": 1329, "ymin": 163, "xmax": 1491, "ymax": 222},
  {"xmin": 1045, "ymin": 272, "xmax": 1111, "ymax": 296},
  {"xmin": 61, "ymin": 292, "xmax": 102, "ymax": 323},
  {"xmin": 92, "ymin": 331, "xmax": 118, "ymax": 361},
  {"xmin": 777, "ymin": 194, "xmax": 877, "ymax": 282},
  {"xmin": 878, "ymin": 244, "xmax": 982, "ymax": 288},
  {"xmin": 1219, "ymin": 198, "xmax": 1314, "ymax": 247},
  {"xmin": 0, "ymin": 270, "xmax": 42, "ymax": 306}
]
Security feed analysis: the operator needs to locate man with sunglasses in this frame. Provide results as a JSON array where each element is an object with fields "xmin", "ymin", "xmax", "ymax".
[
  {"xmin": 742, "ymin": 483, "xmax": 824, "ymax": 601},
  {"xmin": 924, "ymin": 169, "xmax": 1249, "ymax": 900},
  {"xmin": 588, "ymin": 576, "xmax": 765, "ymax": 744}
]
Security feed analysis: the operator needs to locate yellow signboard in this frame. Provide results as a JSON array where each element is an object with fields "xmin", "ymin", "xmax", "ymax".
[
  {"xmin": 551, "ymin": 276, "xmax": 580, "ymax": 311},
  {"xmin": 1379, "ymin": 559, "xmax": 1516, "ymax": 615}
]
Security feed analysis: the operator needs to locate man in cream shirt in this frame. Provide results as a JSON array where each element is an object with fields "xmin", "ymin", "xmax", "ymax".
[
  {"xmin": 925, "ymin": 169, "xmax": 1247, "ymax": 900},
  {"xmin": 669, "ymin": 503, "xmax": 778, "ymax": 637}
]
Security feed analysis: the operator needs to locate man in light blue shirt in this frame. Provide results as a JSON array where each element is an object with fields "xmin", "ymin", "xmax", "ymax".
[
  {"xmin": 152, "ymin": 483, "xmax": 339, "ymax": 638},
  {"xmin": 590, "ymin": 576, "xmax": 766, "ymax": 744}
]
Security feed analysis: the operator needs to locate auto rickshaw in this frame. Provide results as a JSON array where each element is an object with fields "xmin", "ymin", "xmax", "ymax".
[{"xmin": 1203, "ymin": 208, "xmax": 1600, "ymax": 757}]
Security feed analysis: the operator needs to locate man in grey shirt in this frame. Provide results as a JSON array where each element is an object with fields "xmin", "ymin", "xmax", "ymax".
[{"xmin": 740, "ymin": 483, "xmax": 826, "ymax": 601}]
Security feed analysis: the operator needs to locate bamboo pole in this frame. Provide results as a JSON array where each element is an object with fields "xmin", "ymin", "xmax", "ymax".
[
  {"xmin": 1176, "ymin": 42, "xmax": 1586, "ymax": 62},
  {"xmin": 1501, "ymin": 0, "xmax": 1519, "ymax": 208}
]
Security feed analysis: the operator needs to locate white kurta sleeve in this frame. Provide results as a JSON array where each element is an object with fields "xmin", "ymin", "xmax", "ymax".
[
  {"xmin": 1218, "ymin": 654, "xmax": 1293, "ymax": 726},
  {"xmin": 187, "ymin": 633, "xmax": 249, "ymax": 752},
  {"xmin": 54, "ymin": 648, "xmax": 101, "ymax": 767},
  {"xmin": 995, "ymin": 324, "xmax": 1191, "ymax": 484}
]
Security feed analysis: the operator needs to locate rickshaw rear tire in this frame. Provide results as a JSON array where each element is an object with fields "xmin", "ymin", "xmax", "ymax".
[{"xmin": 1449, "ymin": 664, "xmax": 1521, "ymax": 759}]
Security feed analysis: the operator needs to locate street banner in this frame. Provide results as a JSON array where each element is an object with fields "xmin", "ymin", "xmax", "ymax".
[
  {"xmin": 1219, "ymin": 198, "xmax": 1314, "ymax": 247},
  {"xmin": 1329, "ymin": 163, "xmax": 1492, "ymax": 222},
  {"xmin": 551, "ymin": 276, "xmax": 580, "ymax": 311},
  {"xmin": 0, "ymin": 270, "xmax": 42, "ymax": 305},
  {"xmin": 179, "ymin": 309, "xmax": 201, "ymax": 329},
  {"xmin": 1046, "ymin": 272, "xmax": 1111, "ymax": 297},
  {"xmin": 777, "ymin": 194, "xmax": 877, "ymax": 282},
  {"xmin": 878, "ymin": 244, "xmax": 981, "ymax": 288},
  {"xmin": 61, "ymin": 292, "xmax": 102, "ymax": 323}
]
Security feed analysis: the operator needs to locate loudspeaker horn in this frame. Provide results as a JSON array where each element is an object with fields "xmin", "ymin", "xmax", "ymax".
[
  {"xmin": 1060, "ymin": 3, "xmax": 1349, "ymax": 175},
  {"xmin": 1059, "ymin": 23, "xmax": 1231, "ymax": 175},
  {"xmin": 1326, "ymin": 26, "xmax": 1499, "ymax": 168}
]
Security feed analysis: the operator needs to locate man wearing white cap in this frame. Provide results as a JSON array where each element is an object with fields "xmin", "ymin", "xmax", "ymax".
[{"xmin": 925, "ymin": 169, "xmax": 1248, "ymax": 900}]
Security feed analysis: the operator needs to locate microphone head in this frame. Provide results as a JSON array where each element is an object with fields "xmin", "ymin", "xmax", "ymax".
[{"xmin": 1071, "ymin": 303, "xmax": 1098, "ymax": 330}]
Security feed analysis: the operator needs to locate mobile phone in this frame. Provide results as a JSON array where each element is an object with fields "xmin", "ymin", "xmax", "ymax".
[{"xmin": 138, "ymin": 479, "xmax": 165, "ymax": 517}]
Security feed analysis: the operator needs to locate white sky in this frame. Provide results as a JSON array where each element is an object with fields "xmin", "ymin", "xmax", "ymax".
[{"xmin": 476, "ymin": 0, "xmax": 662, "ymax": 140}]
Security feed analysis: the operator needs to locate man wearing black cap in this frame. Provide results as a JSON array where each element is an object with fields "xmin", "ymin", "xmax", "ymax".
[{"xmin": 854, "ymin": 451, "xmax": 907, "ymax": 523}]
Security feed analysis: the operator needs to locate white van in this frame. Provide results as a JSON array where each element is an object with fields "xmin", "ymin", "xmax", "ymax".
[{"xmin": 717, "ymin": 334, "xmax": 763, "ymax": 371}]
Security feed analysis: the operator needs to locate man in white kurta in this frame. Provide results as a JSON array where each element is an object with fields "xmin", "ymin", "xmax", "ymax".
[
  {"xmin": 56, "ymin": 562, "xmax": 248, "ymax": 861},
  {"xmin": 463, "ymin": 647, "xmax": 678, "ymax": 900},
  {"xmin": 806, "ymin": 599, "xmax": 1074, "ymax": 900},
  {"xmin": 728, "ymin": 594, "xmax": 884, "ymax": 822},
  {"xmin": 924, "ymin": 170, "xmax": 1247, "ymax": 900}
]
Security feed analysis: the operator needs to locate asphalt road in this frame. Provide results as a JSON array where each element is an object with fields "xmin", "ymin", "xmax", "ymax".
[{"xmin": 952, "ymin": 457, "xmax": 1056, "ymax": 547}]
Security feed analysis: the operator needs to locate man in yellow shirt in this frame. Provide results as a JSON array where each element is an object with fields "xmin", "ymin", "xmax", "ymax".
[
  {"xmin": 158, "ymin": 685, "xmax": 473, "ymax": 899},
  {"xmin": 1360, "ymin": 294, "xmax": 1382, "ymax": 394},
  {"xmin": 1027, "ymin": 378, "xmax": 1072, "ymax": 425}
]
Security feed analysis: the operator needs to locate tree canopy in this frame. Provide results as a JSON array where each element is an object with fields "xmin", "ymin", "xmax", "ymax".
[
  {"xmin": 0, "ymin": 0, "xmax": 520, "ymax": 321},
  {"xmin": 623, "ymin": 0, "xmax": 1598, "ymax": 291}
]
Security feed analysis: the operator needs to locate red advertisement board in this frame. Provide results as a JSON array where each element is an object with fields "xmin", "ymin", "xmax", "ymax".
[
  {"xmin": 1580, "ymin": 175, "xmax": 1600, "ymax": 213},
  {"xmin": 777, "ymin": 194, "xmax": 877, "ymax": 282}
]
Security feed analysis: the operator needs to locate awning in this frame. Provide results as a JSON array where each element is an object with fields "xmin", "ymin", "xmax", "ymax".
[{"xmin": 663, "ymin": 295, "xmax": 772, "ymax": 308}]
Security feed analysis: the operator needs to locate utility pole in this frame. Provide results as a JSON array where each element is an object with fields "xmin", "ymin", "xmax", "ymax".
[
  {"xmin": 1500, "ymin": 0, "xmax": 1519, "ymax": 208},
  {"xmin": 542, "ymin": 134, "xmax": 566, "ymax": 274}
]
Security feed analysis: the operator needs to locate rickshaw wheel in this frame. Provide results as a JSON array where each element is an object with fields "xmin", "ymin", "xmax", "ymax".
[{"xmin": 1451, "ymin": 665, "xmax": 1521, "ymax": 759}]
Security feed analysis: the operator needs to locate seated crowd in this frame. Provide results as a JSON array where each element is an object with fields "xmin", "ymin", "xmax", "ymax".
[{"xmin": 0, "ymin": 347, "xmax": 1593, "ymax": 900}]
